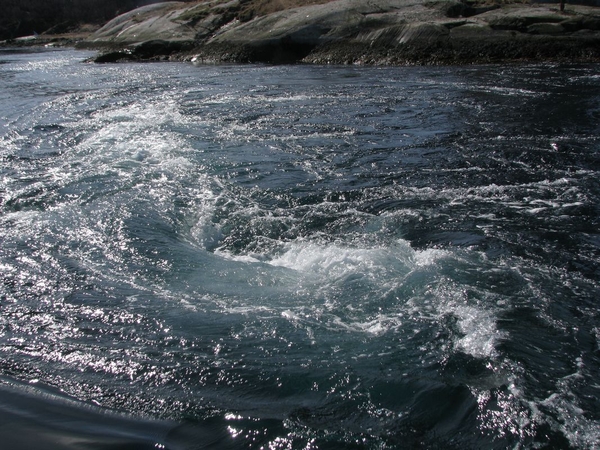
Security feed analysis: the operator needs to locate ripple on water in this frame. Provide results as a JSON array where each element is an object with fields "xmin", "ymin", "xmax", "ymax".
[{"xmin": 1, "ymin": 51, "xmax": 599, "ymax": 449}]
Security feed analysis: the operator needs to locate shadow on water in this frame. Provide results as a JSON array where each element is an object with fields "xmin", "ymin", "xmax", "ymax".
[{"xmin": 0, "ymin": 377, "xmax": 240, "ymax": 450}]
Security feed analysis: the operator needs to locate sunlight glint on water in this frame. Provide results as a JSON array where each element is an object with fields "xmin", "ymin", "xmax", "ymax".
[{"xmin": 0, "ymin": 49, "xmax": 599, "ymax": 449}]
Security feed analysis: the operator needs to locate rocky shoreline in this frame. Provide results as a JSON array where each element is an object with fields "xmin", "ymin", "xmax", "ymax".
[{"xmin": 5, "ymin": 0, "xmax": 600, "ymax": 65}]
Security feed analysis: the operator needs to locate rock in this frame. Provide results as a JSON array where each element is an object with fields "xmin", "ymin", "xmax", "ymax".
[
  {"xmin": 80, "ymin": 0, "xmax": 600, "ymax": 65},
  {"xmin": 487, "ymin": 16, "xmax": 529, "ymax": 32},
  {"xmin": 527, "ymin": 22, "xmax": 565, "ymax": 35},
  {"xmin": 93, "ymin": 50, "xmax": 135, "ymax": 63},
  {"xmin": 558, "ymin": 16, "xmax": 600, "ymax": 32},
  {"xmin": 131, "ymin": 39, "xmax": 192, "ymax": 58},
  {"xmin": 87, "ymin": 2, "xmax": 196, "ymax": 45}
]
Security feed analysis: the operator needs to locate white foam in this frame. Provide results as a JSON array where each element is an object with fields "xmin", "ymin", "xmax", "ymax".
[
  {"xmin": 539, "ymin": 358, "xmax": 600, "ymax": 449},
  {"xmin": 214, "ymin": 250, "xmax": 260, "ymax": 263},
  {"xmin": 347, "ymin": 315, "xmax": 404, "ymax": 336},
  {"xmin": 267, "ymin": 239, "xmax": 416, "ymax": 281},
  {"xmin": 188, "ymin": 187, "xmax": 223, "ymax": 251},
  {"xmin": 453, "ymin": 305, "xmax": 503, "ymax": 358}
]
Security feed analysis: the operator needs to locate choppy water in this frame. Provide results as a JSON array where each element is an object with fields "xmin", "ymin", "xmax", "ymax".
[{"xmin": 1, "ymin": 48, "xmax": 600, "ymax": 449}]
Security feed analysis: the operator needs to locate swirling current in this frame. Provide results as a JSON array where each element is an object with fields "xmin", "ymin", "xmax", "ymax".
[{"xmin": 1, "ymin": 48, "xmax": 599, "ymax": 449}]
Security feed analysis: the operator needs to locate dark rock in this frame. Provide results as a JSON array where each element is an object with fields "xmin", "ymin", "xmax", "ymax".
[
  {"xmin": 93, "ymin": 51, "xmax": 136, "ymax": 63},
  {"xmin": 487, "ymin": 16, "xmax": 526, "ymax": 31},
  {"xmin": 131, "ymin": 39, "xmax": 192, "ymax": 58},
  {"xmin": 442, "ymin": 1, "xmax": 477, "ymax": 18},
  {"xmin": 527, "ymin": 22, "xmax": 566, "ymax": 34},
  {"xmin": 581, "ymin": 17, "xmax": 600, "ymax": 30}
]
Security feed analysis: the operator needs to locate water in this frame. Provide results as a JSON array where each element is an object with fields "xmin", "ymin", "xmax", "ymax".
[{"xmin": 1, "ymin": 48, "xmax": 599, "ymax": 449}]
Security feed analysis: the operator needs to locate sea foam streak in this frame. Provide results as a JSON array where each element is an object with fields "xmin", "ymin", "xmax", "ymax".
[{"xmin": 213, "ymin": 234, "xmax": 505, "ymax": 360}]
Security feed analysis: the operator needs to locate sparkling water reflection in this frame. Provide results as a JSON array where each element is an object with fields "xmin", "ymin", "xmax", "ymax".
[{"xmin": 1, "ymin": 48, "xmax": 599, "ymax": 449}]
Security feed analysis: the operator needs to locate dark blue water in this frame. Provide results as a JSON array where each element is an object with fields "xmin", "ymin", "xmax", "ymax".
[{"xmin": 1, "ymin": 48, "xmax": 599, "ymax": 449}]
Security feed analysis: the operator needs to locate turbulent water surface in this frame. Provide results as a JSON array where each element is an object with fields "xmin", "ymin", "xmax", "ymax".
[{"xmin": 1, "ymin": 48, "xmax": 600, "ymax": 449}]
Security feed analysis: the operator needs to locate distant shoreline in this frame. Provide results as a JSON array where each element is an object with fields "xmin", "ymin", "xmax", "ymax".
[
  {"xmin": 4, "ymin": 1, "xmax": 600, "ymax": 66},
  {"xmin": 0, "ymin": 28, "xmax": 95, "ymax": 50}
]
